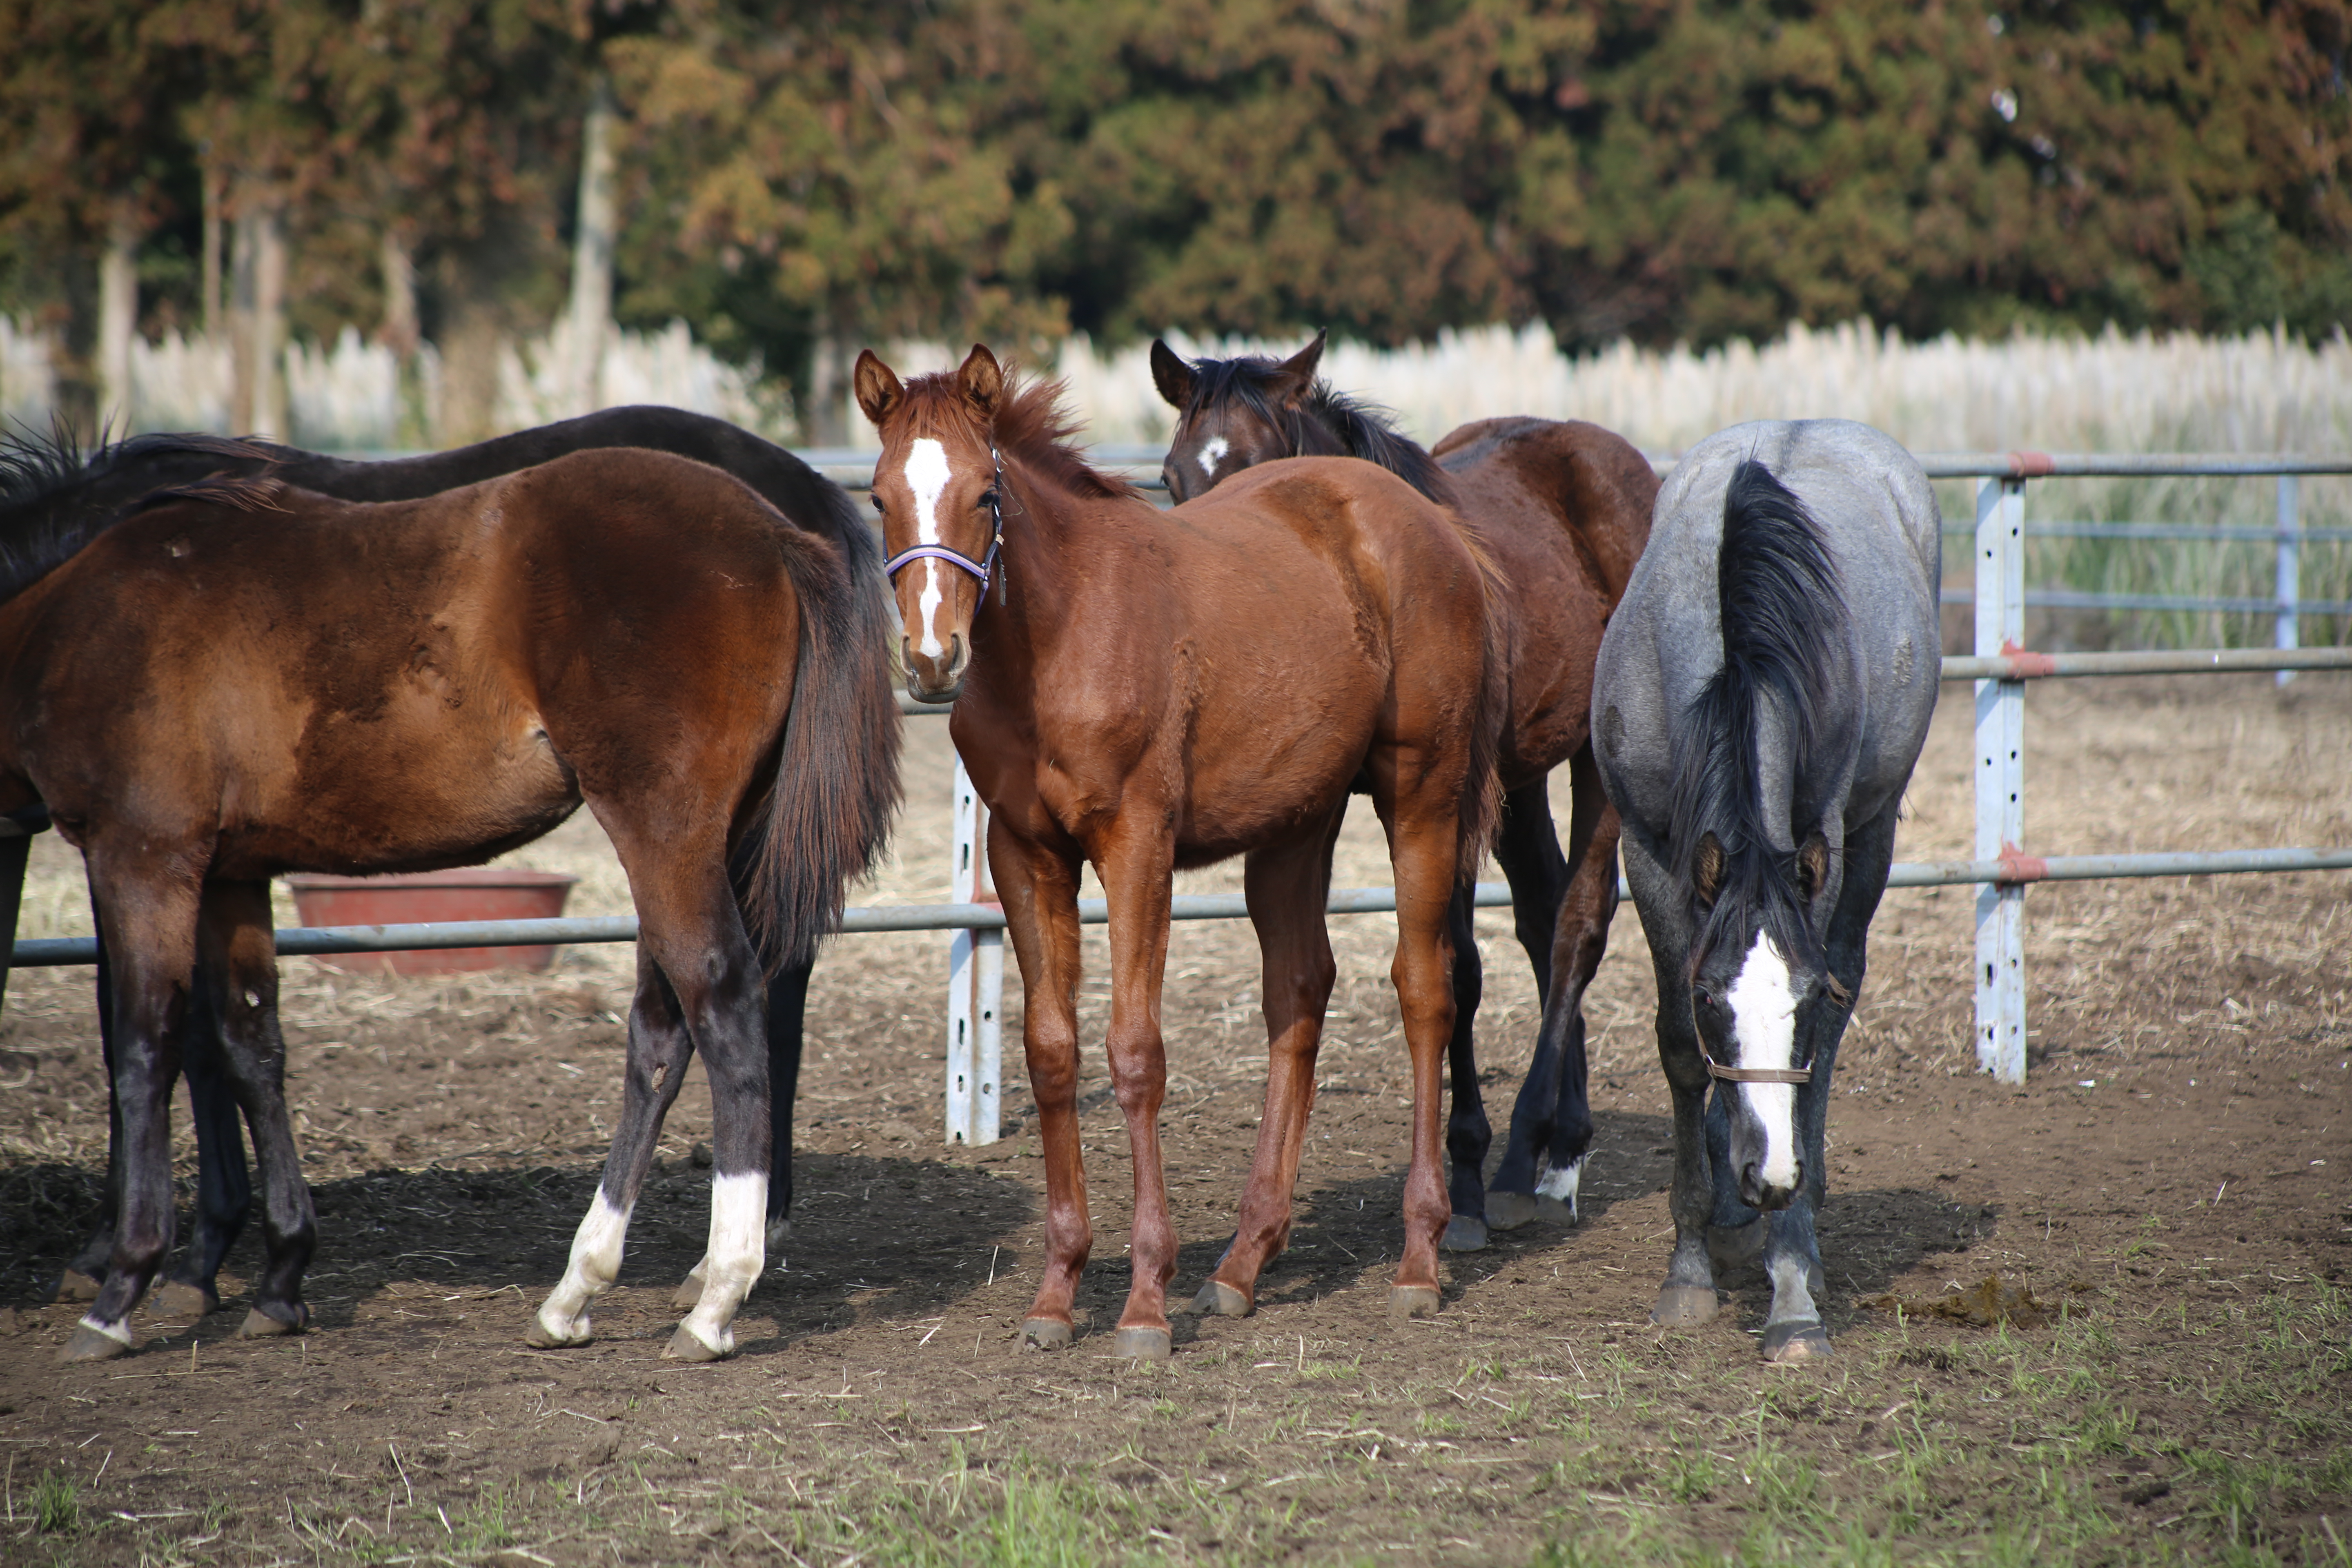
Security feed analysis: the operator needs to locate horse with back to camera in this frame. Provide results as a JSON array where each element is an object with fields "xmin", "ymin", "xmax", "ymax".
[
  {"xmin": 1591, "ymin": 419, "xmax": 1939, "ymax": 1361},
  {"xmin": 1151, "ymin": 332, "xmax": 1658, "ymax": 1249},
  {"xmin": 856, "ymin": 343, "xmax": 1505, "ymax": 1357},
  {"xmin": 0, "ymin": 437, "xmax": 898, "ymax": 1362},
  {"xmin": 0, "ymin": 411, "xmax": 896, "ymax": 1327}
]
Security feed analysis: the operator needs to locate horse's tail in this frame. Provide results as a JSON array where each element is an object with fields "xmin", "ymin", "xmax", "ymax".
[
  {"xmin": 1666, "ymin": 458, "xmax": 1843, "ymax": 901},
  {"xmin": 1447, "ymin": 514, "xmax": 1511, "ymax": 884},
  {"xmin": 739, "ymin": 486, "xmax": 903, "ymax": 974}
]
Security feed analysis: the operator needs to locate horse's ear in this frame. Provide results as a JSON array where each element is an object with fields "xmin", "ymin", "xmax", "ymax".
[
  {"xmin": 1693, "ymin": 832, "xmax": 1725, "ymax": 909},
  {"xmin": 1149, "ymin": 339, "xmax": 1193, "ymax": 409},
  {"xmin": 1796, "ymin": 832, "xmax": 1832, "ymax": 902},
  {"xmin": 1267, "ymin": 330, "xmax": 1327, "ymax": 409},
  {"xmin": 958, "ymin": 343, "xmax": 1004, "ymax": 417},
  {"xmin": 853, "ymin": 350, "xmax": 903, "ymax": 428}
]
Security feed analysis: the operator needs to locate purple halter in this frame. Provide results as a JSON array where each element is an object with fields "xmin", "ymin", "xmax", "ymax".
[{"xmin": 881, "ymin": 448, "xmax": 1005, "ymax": 598}]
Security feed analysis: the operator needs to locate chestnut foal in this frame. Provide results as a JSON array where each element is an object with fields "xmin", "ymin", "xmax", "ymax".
[{"xmin": 856, "ymin": 345, "xmax": 1505, "ymax": 1357}]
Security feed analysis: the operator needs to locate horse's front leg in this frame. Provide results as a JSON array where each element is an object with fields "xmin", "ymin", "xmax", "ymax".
[
  {"xmin": 991, "ymin": 825, "xmax": 1089, "ymax": 1350},
  {"xmin": 64, "ymin": 858, "xmax": 200, "ymax": 1362},
  {"xmin": 1626, "ymin": 840, "xmax": 1719, "ymax": 1327},
  {"xmin": 1096, "ymin": 820, "xmax": 1183, "ymax": 1360},
  {"xmin": 1196, "ymin": 807, "xmax": 1344, "ymax": 1317},
  {"xmin": 1438, "ymin": 882, "xmax": 1491, "ymax": 1252}
]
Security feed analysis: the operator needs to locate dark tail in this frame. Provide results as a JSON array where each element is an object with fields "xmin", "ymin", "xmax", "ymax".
[
  {"xmin": 1666, "ymin": 459, "xmax": 1843, "ymax": 910},
  {"xmin": 739, "ymin": 487, "xmax": 903, "ymax": 973}
]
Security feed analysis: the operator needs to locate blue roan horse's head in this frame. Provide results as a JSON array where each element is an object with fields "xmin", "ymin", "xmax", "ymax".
[{"xmin": 1684, "ymin": 827, "xmax": 1840, "ymax": 1211}]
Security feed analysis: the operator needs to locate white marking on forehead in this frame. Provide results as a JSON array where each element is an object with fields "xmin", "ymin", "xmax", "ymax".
[
  {"xmin": 1726, "ymin": 931, "xmax": 1800, "ymax": 1192},
  {"xmin": 905, "ymin": 439, "xmax": 952, "ymax": 659},
  {"xmin": 1198, "ymin": 435, "xmax": 1229, "ymax": 478}
]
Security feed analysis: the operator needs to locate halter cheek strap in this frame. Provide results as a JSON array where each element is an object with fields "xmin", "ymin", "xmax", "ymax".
[{"xmin": 882, "ymin": 448, "xmax": 1006, "ymax": 599}]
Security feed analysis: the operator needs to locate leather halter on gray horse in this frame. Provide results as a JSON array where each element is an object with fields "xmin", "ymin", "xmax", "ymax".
[{"xmin": 1592, "ymin": 419, "xmax": 1939, "ymax": 1363}]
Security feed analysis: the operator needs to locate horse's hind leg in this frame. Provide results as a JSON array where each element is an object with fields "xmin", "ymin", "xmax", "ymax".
[
  {"xmin": 191, "ymin": 881, "xmax": 316, "ymax": 1338},
  {"xmin": 536, "ymin": 947, "xmax": 699, "ymax": 1345},
  {"xmin": 154, "ymin": 985, "xmax": 252, "ymax": 1321},
  {"xmin": 672, "ymin": 956, "xmax": 808, "ymax": 1311},
  {"xmin": 58, "ymin": 899, "xmax": 120, "ymax": 1303},
  {"xmin": 63, "ymin": 862, "xmax": 200, "ymax": 1361},
  {"xmin": 1198, "ymin": 809, "xmax": 1343, "ymax": 1318},
  {"xmin": 1490, "ymin": 755, "xmax": 1617, "ymax": 1230},
  {"xmin": 1438, "ymin": 882, "xmax": 1492, "ymax": 1252}
]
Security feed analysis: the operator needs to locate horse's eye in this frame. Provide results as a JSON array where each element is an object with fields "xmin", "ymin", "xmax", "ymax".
[{"xmin": 978, "ymin": 490, "xmax": 998, "ymax": 510}]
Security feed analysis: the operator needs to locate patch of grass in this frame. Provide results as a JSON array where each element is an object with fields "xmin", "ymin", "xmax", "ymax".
[{"xmin": 32, "ymin": 1469, "xmax": 78, "ymax": 1534}]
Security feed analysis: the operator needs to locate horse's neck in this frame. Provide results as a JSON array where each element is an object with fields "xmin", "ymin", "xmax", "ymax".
[{"xmin": 965, "ymin": 463, "xmax": 1143, "ymax": 719}]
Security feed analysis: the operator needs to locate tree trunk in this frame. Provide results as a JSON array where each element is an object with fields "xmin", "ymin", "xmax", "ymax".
[
  {"xmin": 806, "ymin": 316, "xmax": 851, "ymax": 447},
  {"xmin": 564, "ymin": 76, "xmax": 619, "ymax": 418},
  {"xmin": 96, "ymin": 204, "xmax": 139, "ymax": 435},
  {"xmin": 379, "ymin": 229, "xmax": 419, "ymax": 360},
  {"xmin": 229, "ymin": 185, "xmax": 287, "ymax": 439},
  {"xmin": 200, "ymin": 161, "xmax": 223, "ymax": 341}
]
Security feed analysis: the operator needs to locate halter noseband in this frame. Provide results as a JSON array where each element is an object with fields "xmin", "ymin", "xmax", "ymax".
[
  {"xmin": 881, "ymin": 448, "xmax": 1006, "ymax": 599},
  {"xmin": 1702, "ymin": 1052, "xmax": 1811, "ymax": 1086}
]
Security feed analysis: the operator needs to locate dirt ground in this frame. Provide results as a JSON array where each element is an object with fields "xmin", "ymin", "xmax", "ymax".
[{"xmin": 0, "ymin": 675, "xmax": 2347, "ymax": 1565}]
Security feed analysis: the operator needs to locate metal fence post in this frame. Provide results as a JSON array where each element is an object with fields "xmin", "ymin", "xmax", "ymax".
[
  {"xmin": 1974, "ymin": 476, "xmax": 2029, "ymax": 1084},
  {"xmin": 944, "ymin": 756, "xmax": 1004, "ymax": 1145},
  {"xmin": 2277, "ymin": 474, "xmax": 2302, "ymax": 687}
]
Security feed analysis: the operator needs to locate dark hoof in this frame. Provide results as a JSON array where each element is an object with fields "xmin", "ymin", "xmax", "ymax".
[
  {"xmin": 1190, "ymin": 1280, "xmax": 1251, "ymax": 1318},
  {"xmin": 1760, "ymin": 1321, "xmax": 1833, "ymax": 1363},
  {"xmin": 1484, "ymin": 1191, "xmax": 1537, "ymax": 1231},
  {"xmin": 1021, "ymin": 1317, "xmax": 1072, "ymax": 1351},
  {"xmin": 1110, "ymin": 1326, "xmax": 1172, "ymax": 1361},
  {"xmin": 1440, "ymin": 1215, "xmax": 1490, "ymax": 1253},
  {"xmin": 238, "ymin": 1307, "xmax": 304, "ymax": 1339},
  {"xmin": 1707, "ymin": 1218, "xmax": 1766, "ymax": 1271},
  {"xmin": 670, "ymin": 1274, "xmax": 705, "ymax": 1310},
  {"xmin": 662, "ymin": 1324, "xmax": 732, "ymax": 1362},
  {"xmin": 1388, "ymin": 1285, "xmax": 1441, "ymax": 1322},
  {"xmin": 62, "ymin": 1323, "xmax": 131, "ymax": 1363},
  {"xmin": 154, "ymin": 1281, "xmax": 221, "ymax": 1321},
  {"xmin": 1651, "ymin": 1285, "xmax": 1720, "ymax": 1326},
  {"xmin": 55, "ymin": 1269, "xmax": 102, "ymax": 1304},
  {"xmin": 764, "ymin": 1217, "xmax": 792, "ymax": 1251}
]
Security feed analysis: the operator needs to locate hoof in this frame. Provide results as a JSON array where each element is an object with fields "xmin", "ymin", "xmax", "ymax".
[
  {"xmin": 1760, "ymin": 1321, "xmax": 1833, "ymax": 1363},
  {"xmin": 1484, "ymin": 1190, "xmax": 1537, "ymax": 1231},
  {"xmin": 671, "ymin": 1276, "xmax": 705, "ymax": 1311},
  {"xmin": 1651, "ymin": 1285, "xmax": 1720, "ymax": 1326},
  {"xmin": 1020, "ymin": 1317, "xmax": 1072, "ymax": 1351},
  {"xmin": 764, "ymin": 1217, "xmax": 792, "ymax": 1251},
  {"xmin": 55, "ymin": 1269, "xmax": 103, "ymax": 1304},
  {"xmin": 1190, "ymin": 1280, "xmax": 1251, "ymax": 1319},
  {"xmin": 524, "ymin": 1313, "xmax": 589, "ymax": 1349},
  {"xmin": 1440, "ymin": 1215, "xmax": 1490, "ymax": 1253},
  {"xmin": 238, "ymin": 1306, "xmax": 303, "ymax": 1339},
  {"xmin": 1707, "ymin": 1218, "xmax": 1767, "ymax": 1272},
  {"xmin": 1531, "ymin": 1195, "xmax": 1578, "ymax": 1227},
  {"xmin": 1110, "ymin": 1325, "xmax": 1172, "ymax": 1361},
  {"xmin": 662, "ymin": 1324, "xmax": 732, "ymax": 1363},
  {"xmin": 1388, "ymin": 1285, "xmax": 1441, "ymax": 1322},
  {"xmin": 62, "ymin": 1323, "xmax": 132, "ymax": 1363},
  {"xmin": 154, "ymin": 1281, "xmax": 221, "ymax": 1321}
]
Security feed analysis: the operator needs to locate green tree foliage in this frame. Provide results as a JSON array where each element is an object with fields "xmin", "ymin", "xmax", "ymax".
[{"xmin": 3, "ymin": 0, "xmax": 2343, "ymax": 421}]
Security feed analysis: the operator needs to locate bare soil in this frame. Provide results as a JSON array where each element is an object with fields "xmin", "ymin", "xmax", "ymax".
[{"xmin": 0, "ymin": 676, "xmax": 2346, "ymax": 1565}]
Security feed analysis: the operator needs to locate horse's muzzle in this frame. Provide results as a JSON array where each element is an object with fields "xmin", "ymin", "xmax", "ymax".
[
  {"xmin": 1738, "ymin": 1160, "xmax": 1804, "ymax": 1212},
  {"xmin": 904, "ymin": 633, "xmax": 967, "ymax": 704}
]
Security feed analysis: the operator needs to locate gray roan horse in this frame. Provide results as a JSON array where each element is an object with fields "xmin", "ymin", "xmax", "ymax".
[{"xmin": 1591, "ymin": 420, "xmax": 1938, "ymax": 1361}]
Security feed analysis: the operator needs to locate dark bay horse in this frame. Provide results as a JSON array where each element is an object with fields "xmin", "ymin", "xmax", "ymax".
[
  {"xmin": 1150, "ymin": 333, "xmax": 1657, "ymax": 1247},
  {"xmin": 0, "ymin": 445, "xmax": 898, "ymax": 1361},
  {"xmin": 1591, "ymin": 419, "xmax": 1938, "ymax": 1361},
  {"xmin": 0, "ymin": 410, "xmax": 892, "ymax": 1321},
  {"xmin": 856, "ymin": 345, "xmax": 1505, "ymax": 1357}
]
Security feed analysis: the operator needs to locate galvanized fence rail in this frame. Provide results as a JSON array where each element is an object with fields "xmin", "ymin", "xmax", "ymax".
[{"xmin": 8, "ymin": 451, "xmax": 2350, "ymax": 1144}]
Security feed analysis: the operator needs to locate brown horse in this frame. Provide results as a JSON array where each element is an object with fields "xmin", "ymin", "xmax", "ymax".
[
  {"xmin": 0, "ymin": 445, "xmax": 898, "ymax": 1361},
  {"xmin": 1151, "ymin": 333, "xmax": 1658, "ymax": 1246},
  {"xmin": 855, "ymin": 344, "xmax": 1504, "ymax": 1357}
]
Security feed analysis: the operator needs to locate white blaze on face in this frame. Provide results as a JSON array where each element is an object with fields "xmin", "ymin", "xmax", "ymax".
[
  {"xmin": 1725, "ymin": 929, "xmax": 1801, "ymax": 1192},
  {"xmin": 1198, "ymin": 434, "xmax": 1229, "ymax": 479},
  {"xmin": 904, "ymin": 437, "xmax": 953, "ymax": 659}
]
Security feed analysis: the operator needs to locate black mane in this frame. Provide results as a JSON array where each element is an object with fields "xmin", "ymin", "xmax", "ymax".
[
  {"xmin": 1666, "ymin": 458, "xmax": 1845, "ymax": 966},
  {"xmin": 1185, "ymin": 355, "xmax": 1457, "ymax": 506},
  {"xmin": 0, "ymin": 425, "xmax": 276, "ymax": 604}
]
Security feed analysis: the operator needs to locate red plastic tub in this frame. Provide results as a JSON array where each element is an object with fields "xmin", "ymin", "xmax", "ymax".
[{"xmin": 282, "ymin": 869, "xmax": 581, "ymax": 976}]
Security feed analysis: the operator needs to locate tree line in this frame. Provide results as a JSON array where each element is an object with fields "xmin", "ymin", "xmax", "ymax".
[{"xmin": 3, "ymin": 0, "xmax": 2345, "ymax": 442}]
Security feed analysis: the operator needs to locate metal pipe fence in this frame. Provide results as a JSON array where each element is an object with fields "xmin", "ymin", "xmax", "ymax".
[{"xmin": 8, "ymin": 450, "xmax": 2349, "ymax": 1140}]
